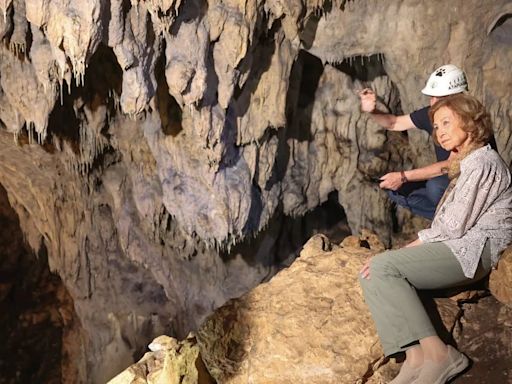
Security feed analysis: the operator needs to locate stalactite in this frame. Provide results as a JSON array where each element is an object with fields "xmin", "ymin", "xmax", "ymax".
[{"xmin": 0, "ymin": 0, "xmax": 11, "ymax": 24}]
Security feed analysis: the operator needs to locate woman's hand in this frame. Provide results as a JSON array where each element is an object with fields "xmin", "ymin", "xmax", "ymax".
[
  {"xmin": 360, "ymin": 258, "xmax": 371, "ymax": 279},
  {"xmin": 405, "ymin": 238, "xmax": 423, "ymax": 248}
]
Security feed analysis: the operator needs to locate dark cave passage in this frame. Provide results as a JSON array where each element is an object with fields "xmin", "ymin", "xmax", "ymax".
[
  {"xmin": 334, "ymin": 53, "xmax": 388, "ymax": 82},
  {"xmin": 220, "ymin": 49, "xmax": 351, "ymax": 270},
  {"xmin": 0, "ymin": 185, "xmax": 75, "ymax": 384},
  {"xmin": 221, "ymin": 191, "xmax": 350, "ymax": 273},
  {"xmin": 274, "ymin": 190, "xmax": 350, "ymax": 264}
]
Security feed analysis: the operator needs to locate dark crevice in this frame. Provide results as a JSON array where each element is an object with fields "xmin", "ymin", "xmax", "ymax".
[
  {"xmin": 43, "ymin": 43, "xmax": 123, "ymax": 174},
  {"xmin": 334, "ymin": 53, "xmax": 387, "ymax": 83},
  {"xmin": 296, "ymin": 50, "xmax": 324, "ymax": 109},
  {"xmin": 299, "ymin": 13, "xmax": 320, "ymax": 50},
  {"xmin": 47, "ymin": 43, "xmax": 122, "ymax": 143},
  {"xmin": 169, "ymin": 0, "xmax": 207, "ymax": 37},
  {"xmin": 154, "ymin": 38, "xmax": 183, "ymax": 137},
  {"xmin": 488, "ymin": 13, "xmax": 512, "ymax": 45},
  {"xmin": 221, "ymin": 191, "xmax": 349, "ymax": 271},
  {"xmin": 285, "ymin": 49, "xmax": 323, "ymax": 143},
  {"xmin": 0, "ymin": 184, "xmax": 75, "ymax": 384}
]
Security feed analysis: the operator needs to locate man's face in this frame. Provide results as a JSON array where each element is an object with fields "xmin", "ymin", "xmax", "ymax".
[{"xmin": 429, "ymin": 96, "xmax": 440, "ymax": 106}]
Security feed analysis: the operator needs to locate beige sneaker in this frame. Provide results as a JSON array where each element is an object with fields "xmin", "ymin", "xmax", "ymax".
[
  {"xmin": 412, "ymin": 345, "xmax": 469, "ymax": 384},
  {"xmin": 389, "ymin": 362, "xmax": 422, "ymax": 384}
]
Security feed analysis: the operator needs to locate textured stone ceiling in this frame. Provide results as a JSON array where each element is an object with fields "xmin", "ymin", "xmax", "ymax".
[{"xmin": 0, "ymin": 0, "xmax": 511, "ymax": 382}]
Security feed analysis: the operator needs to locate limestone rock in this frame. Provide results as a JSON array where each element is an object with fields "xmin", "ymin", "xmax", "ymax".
[
  {"xmin": 110, "ymin": 233, "xmax": 512, "ymax": 384},
  {"xmin": 340, "ymin": 228, "xmax": 386, "ymax": 252},
  {"xmin": 108, "ymin": 335, "xmax": 214, "ymax": 384},
  {"xmin": 197, "ymin": 234, "xmax": 381, "ymax": 383},
  {"xmin": 489, "ymin": 245, "xmax": 512, "ymax": 306}
]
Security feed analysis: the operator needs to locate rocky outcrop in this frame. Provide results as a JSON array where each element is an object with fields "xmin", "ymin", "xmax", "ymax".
[
  {"xmin": 196, "ymin": 234, "xmax": 461, "ymax": 384},
  {"xmin": 197, "ymin": 234, "xmax": 383, "ymax": 383},
  {"xmin": 111, "ymin": 234, "xmax": 512, "ymax": 383},
  {"xmin": 108, "ymin": 335, "xmax": 214, "ymax": 384},
  {"xmin": 0, "ymin": 0, "xmax": 511, "ymax": 381},
  {"xmin": 454, "ymin": 296, "xmax": 512, "ymax": 384},
  {"xmin": 489, "ymin": 246, "xmax": 512, "ymax": 306}
]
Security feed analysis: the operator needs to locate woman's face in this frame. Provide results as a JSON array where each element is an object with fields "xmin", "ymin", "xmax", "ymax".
[{"xmin": 433, "ymin": 106, "xmax": 471, "ymax": 152}]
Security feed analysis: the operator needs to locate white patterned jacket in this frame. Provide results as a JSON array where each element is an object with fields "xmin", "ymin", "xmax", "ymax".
[{"xmin": 418, "ymin": 144, "xmax": 512, "ymax": 278}]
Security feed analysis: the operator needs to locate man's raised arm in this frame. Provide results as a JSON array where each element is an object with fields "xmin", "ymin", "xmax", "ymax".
[{"xmin": 359, "ymin": 88, "xmax": 416, "ymax": 132}]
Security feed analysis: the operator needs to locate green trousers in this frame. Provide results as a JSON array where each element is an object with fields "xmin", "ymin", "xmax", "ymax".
[{"xmin": 359, "ymin": 241, "xmax": 491, "ymax": 357}]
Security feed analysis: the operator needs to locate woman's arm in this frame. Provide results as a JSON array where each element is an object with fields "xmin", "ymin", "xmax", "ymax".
[
  {"xmin": 405, "ymin": 238, "xmax": 423, "ymax": 248},
  {"xmin": 419, "ymin": 157, "xmax": 506, "ymax": 243}
]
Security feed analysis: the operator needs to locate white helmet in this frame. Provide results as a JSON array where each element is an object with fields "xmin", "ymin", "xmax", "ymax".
[{"xmin": 421, "ymin": 64, "xmax": 468, "ymax": 97}]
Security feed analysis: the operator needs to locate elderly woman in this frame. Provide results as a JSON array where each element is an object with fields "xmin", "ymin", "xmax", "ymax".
[{"xmin": 359, "ymin": 93, "xmax": 512, "ymax": 384}]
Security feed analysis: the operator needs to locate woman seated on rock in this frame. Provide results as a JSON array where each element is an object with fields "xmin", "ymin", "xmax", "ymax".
[{"xmin": 359, "ymin": 93, "xmax": 512, "ymax": 384}]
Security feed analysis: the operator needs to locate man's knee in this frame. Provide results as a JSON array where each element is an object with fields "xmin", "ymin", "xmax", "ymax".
[{"xmin": 426, "ymin": 176, "xmax": 449, "ymax": 203}]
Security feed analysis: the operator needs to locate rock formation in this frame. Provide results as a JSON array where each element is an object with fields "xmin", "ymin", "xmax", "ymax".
[
  {"xmin": 0, "ymin": 0, "xmax": 510, "ymax": 381},
  {"xmin": 108, "ymin": 335, "xmax": 215, "ymax": 384},
  {"xmin": 110, "ymin": 235, "xmax": 512, "ymax": 383},
  {"xmin": 490, "ymin": 245, "xmax": 512, "ymax": 306},
  {"xmin": 0, "ymin": 184, "xmax": 82, "ymax": 383}
]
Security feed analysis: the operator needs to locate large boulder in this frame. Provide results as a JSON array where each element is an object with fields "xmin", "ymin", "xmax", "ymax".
[{"xmin": 489, "ymin": 245, "xmax": 512, "ymax": 306}]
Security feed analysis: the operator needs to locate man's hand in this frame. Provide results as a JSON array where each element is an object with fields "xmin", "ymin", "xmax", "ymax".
[
  {"xmin": 379, "ymin": 172, "xmax": 405, "ymax": 190},
  {"xmin": 359, "ymin": 88, "xmax": 376, "ymax": 113}
]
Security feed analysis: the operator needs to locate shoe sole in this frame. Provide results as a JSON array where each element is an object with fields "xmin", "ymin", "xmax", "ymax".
[{"xmin": 436, "ymin": 353, "xmax": 469, "ymax": 384}]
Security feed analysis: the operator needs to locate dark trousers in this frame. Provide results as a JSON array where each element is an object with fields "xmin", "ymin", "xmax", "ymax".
[{"xmin": 387, "ymin": 175, "xmax": 450, "ymax": 220}]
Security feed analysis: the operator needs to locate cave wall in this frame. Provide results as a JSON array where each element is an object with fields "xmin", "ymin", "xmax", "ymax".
[
  {"xmin": 0, "ymin": 184, "xmax": 82, "ymax": 383},
  {"xmin": 0, "ymin": 0, "xmax": 511, "ymax": 382}
]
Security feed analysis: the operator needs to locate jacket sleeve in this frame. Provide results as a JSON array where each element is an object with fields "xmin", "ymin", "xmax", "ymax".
[{"xmin": 418, "ymin": 160, "xmax": 504, "ymax": 243}]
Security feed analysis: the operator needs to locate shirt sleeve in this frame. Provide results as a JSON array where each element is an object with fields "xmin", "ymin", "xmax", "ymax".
[
  {"xmin": 418, "ymin": 159, "xmax": 504, "ymax": 243},
  {"xmin": 409, "ymin": 107, "xmax": 431, "ymax": 133}
]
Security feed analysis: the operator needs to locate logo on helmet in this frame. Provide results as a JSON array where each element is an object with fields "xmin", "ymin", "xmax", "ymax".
[
  {"xmin": 435, "ymin": 68, "xmax": 447, "ymax": 77},
  {"xmin": 448, "ymin": 75, "xmax": 467, "ymax": 90}
]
